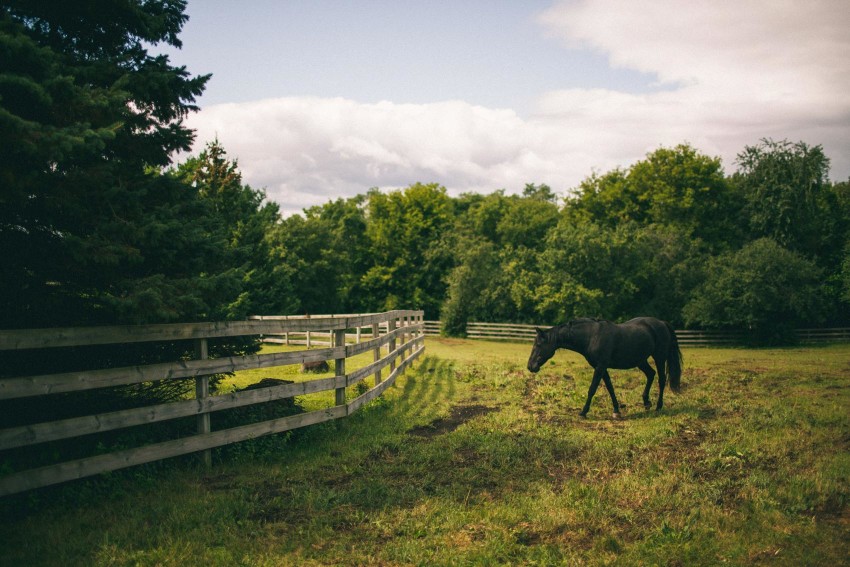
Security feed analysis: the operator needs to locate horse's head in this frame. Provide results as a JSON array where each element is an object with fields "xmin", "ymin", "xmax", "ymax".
[{"xmin": 527, "ymin": 327, "xmax": 559, "ymax": 373}]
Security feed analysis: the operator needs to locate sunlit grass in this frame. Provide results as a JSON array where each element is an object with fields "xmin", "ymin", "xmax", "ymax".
[
  {"xmin": 218, "ymin": 342, "xmax": 387, "ymax": 411},
  {"xmin": 2, "ymin": 339, "xmax": 848, "ymax": 566}
]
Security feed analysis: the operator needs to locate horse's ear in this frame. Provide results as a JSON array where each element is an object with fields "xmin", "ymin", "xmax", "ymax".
[{"xmin": 535, "ymin": 327, "xmax": 544, "ymax": 337}]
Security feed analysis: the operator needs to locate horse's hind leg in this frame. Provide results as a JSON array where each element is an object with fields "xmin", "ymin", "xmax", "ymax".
[
  {"xmin": 601, "ymin": 370, "xmax": 622, "ymax": 418},
  {"xmin": 653, "ymin": 356, "xmax": 667, "ymax": 411},
  {"xmin": 638, "ymin": 360, "xmax": 656, "ymax": 410}
]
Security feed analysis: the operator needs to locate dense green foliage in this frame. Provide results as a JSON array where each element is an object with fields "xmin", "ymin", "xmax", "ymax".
[
  {"xmin": 271, "ymin": 144, "xmax": 848, "ymax": 341},
  {"xmin": 682, "ymin": 238, "xmax": 826, "ymax": 343},
  {"xmin": 174, "ymin": 140, "xmax": 289, "ymax": 319}
]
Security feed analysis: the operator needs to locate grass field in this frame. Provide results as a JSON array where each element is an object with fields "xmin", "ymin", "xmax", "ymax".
[{"xmin": 2, "ymin": 338, "xmax": 849, "ymax": 566}]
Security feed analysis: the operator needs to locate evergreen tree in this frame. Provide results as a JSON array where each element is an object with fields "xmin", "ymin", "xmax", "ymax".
[
  {"xmin": 0, "ymin": 0, "xmax": 219, "ymax": 329},
  {"xmin": 0, "ymin": 1, "xmax": 254, "ymax": 413},
  {"xmin": 175, "ymin": 140, "xmax": 293, "ymax": 317}
]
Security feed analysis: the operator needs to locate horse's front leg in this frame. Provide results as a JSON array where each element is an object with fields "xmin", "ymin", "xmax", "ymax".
[
  {"xmin": 601, "ymin": 370, "xmax": 622, "ymax": 418},
  {"xmin": 579, "ymin": 367, "xmax": 605, "ymax": 417}
]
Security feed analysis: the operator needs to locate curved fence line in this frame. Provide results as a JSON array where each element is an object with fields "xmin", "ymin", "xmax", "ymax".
[{"xmin": 0, "ymin": 311, "xmax": 424, "ymax": 496}]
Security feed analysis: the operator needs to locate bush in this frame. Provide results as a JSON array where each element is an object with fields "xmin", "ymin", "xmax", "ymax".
[{"xmin": 683, "ymin": 238, "xmax": 826, "ymax": 344}]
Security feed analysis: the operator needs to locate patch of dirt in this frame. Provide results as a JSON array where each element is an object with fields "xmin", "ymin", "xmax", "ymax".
[
  {"xmin": 407, "ymin": 404, "xmax": 497, "ymax": 438},
  {"xmin": 452, "ymin": 446, "xmax": 482, "ymax": 465},
  {"xmin": 816, "ymin": 503, "xmax": 850, "ymax": 527}
]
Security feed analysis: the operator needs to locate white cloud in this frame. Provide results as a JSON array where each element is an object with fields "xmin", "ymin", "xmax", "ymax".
[
  {"xmin": 185, "ymin": 1, "xmax": 850, "ymax": 214},
  {"xmin": 186, "ymin": 97, "xmax": 561, "ymax": 214},
  {"xmin": 538, "ymin": 0, "xmax": 849, "ymax": 96},
  {"xmin": 535, "ymin": 0, "xmax": 850, "ymax": 169}
]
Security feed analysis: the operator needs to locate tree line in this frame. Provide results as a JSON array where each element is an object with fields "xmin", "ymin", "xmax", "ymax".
[{"xmin": 271, "ymin": 140, "xmax": 849, "ymax": 344}]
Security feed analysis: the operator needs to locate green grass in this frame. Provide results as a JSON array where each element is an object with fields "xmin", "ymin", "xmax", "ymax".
[
  {"xmin": 215, "ymin": 343, "xmax": 384, "ymax": 410},
  {"xmin": 2, "ymin": 339, "xmax": 849, "ymax": 566}
]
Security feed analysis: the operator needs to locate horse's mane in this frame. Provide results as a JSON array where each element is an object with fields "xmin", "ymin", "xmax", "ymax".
[
  {"xmin": 547, "ymin": 318, "xmax": 604, "ymax": 337},
  {"xmin": 546, "ymin": 318, "xmax": 606, "ymax": 338}
]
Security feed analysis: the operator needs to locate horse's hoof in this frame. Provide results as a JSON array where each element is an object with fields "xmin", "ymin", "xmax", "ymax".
[
  {"xmin": 612, "ymin": 412, "xmax": 623, "ymax": 420},
  {"xmin": 579, "ymin": 411, "xmax": 588, "ymax": 418},
  {"xmin": 643, "ymin": 403, "xmax": 652, "ymax": 411}
]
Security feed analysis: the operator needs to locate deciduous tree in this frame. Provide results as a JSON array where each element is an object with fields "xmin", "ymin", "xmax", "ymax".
[
  {"xmin": 565, "ymin": 144, "xmax": 743, "ymax": 250},
  {"xmin": 362, "ymin": 183, "xmax": 453, "ymax": 317},
  {"xmin": 683, "ymin": 238, "xmax": 825, "ymax": 343},
  {"xmin": 735, "ymin": 139, "xmax": 831, "ymax": 257}
]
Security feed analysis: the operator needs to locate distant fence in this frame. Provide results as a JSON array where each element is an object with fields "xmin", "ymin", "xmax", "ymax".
[
  {"xmin": 0, "ymin": 310, "xmax": 424, "ymax": 496},
  {"xmin": 424, "ymin": 321, "xmax": 850, "ymax": 346}
]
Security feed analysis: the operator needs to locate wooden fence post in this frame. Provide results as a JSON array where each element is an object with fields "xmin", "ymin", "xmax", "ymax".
[
  {"xmin": 415, "ymin": 312, "xmax": 421, "ymax": 345},
  {"xmin": 334, "ymin": 329, "xmax": 346, "ymax": 407},
  {"xmin": 194, "ymin": 338, "xmax": 211, "ymax": 467},
  {"xmin": 401, "ymin": 314, "xmax": 407, "ymax": 357},
  {"xmin": 388, "ymin": 316, "xmax": 397, "ymax": 373},
  {"xmin": 372, "ymin": 322, "xmax": 382, "ymax": 385}
]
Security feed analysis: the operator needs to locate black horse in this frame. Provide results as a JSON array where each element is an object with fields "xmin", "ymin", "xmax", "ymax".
[{"xmin": 527, "ymin": 317, "xmax": 682, "ymax": 418}]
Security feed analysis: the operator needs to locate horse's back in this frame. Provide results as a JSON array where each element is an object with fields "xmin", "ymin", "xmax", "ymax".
[
  {"xmin": 620, "ymin": 317, "xmax": 672, "ymax": 355},
  {"xmin": 621, "ymin": 316, "xmax": 666, "ymax": 330},
  {"xmin": 601, "ymin": 317, "xmax": 670, "ymax": 365}
]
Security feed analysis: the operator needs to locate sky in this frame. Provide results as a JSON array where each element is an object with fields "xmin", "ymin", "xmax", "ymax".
[{"xmin": 161, "ymin": 0, "xmax": 850, "ymax": 215}]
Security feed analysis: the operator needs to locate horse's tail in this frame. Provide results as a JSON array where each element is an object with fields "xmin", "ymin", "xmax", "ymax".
[{"xmin": 665, "ymin": 321, "xmax": 683, "ymax": 393}]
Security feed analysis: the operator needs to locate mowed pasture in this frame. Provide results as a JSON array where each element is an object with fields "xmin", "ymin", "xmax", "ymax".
[{"xmin": 2, "ymin": 339, "xmax": 848, "ymax": 566}]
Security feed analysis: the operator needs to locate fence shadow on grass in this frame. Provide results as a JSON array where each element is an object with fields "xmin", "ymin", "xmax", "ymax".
[{"xmin": 388, "ymin": 356, "xmax": 457, "ymax": 424}]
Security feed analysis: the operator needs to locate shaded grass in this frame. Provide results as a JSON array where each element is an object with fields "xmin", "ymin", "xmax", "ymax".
[{"xmin": 1, "ymin": 339, "xmax": 849, "ymax": 566}]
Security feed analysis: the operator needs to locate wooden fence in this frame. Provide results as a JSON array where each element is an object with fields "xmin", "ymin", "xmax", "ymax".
[
  {"xmin": 0, "ymin": 310, "xmax": 424, "ymax": 496},
  {"xmin": 424, "ymin": 321, "xmax": 850, "ymax": 346}
]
